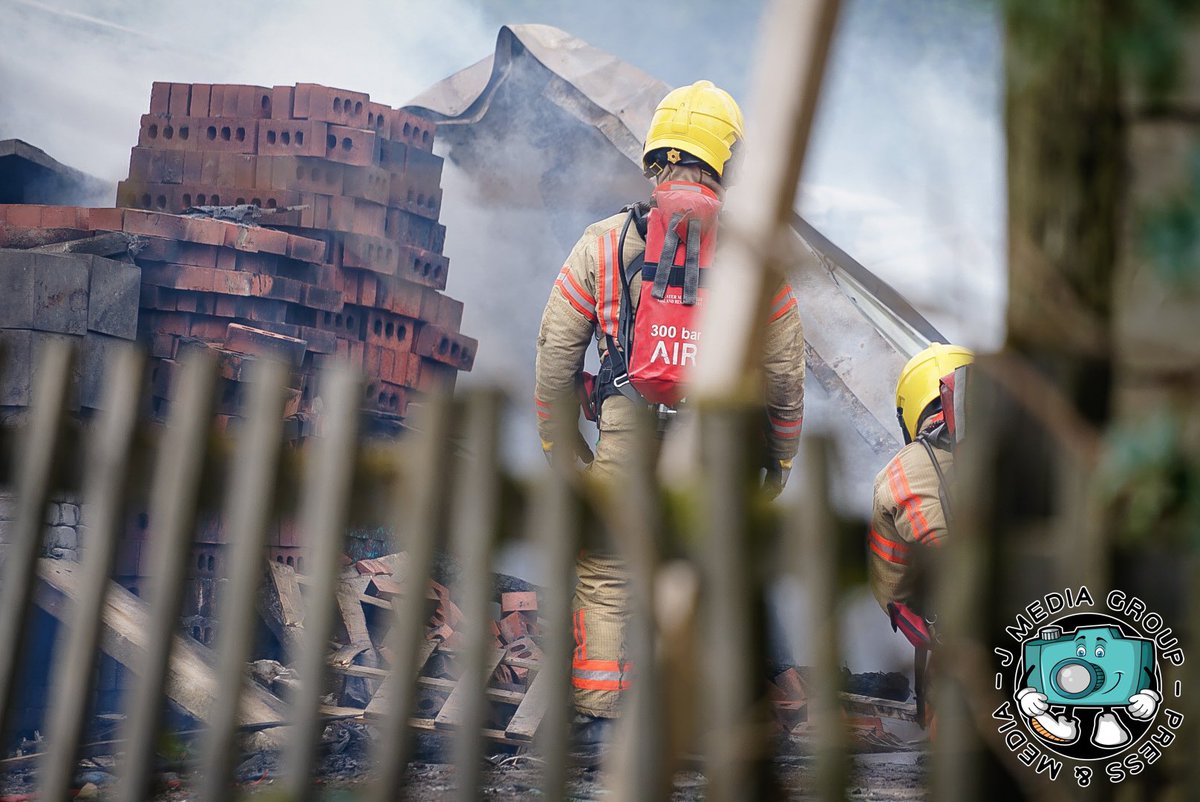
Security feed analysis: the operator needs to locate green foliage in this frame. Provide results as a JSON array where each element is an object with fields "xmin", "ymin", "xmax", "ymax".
[
  {"xmin": 1096, "ymin": 408, "xmax": 1200, "ymax": 545},
  {"xmin": 1138, "ymin": 145, "xmax": 1200, "ymax": 288},
  {"xmin": 1108, "ymin": 0, "xmax": 1200, "ymax": 100},
  {"xmin": 1005, "ymin": 0, "xmax": 1200, "ymax": 98}
]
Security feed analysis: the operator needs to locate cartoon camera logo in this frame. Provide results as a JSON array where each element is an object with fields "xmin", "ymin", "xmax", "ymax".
[
  {"xmin": 1017, "ymin": 621, "xmax": 1159, "ymax": 752},
  {"xmin": 995, "ymin": 590, "xmax": 1186, "ymax": 787}
]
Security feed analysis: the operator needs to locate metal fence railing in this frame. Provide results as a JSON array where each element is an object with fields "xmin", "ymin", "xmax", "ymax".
[{"xmin": 0, "ymin": 340, "xmax": 878, "ymax": 800}]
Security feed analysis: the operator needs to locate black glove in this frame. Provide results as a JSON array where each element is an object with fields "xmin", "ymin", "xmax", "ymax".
[
  {"xmin": 762, "ymin": 458, "xmax": 792, "ymax": 500},
  {"xmin": 541, "ymin": 431, "xmax": 595, "ymax": 467}
]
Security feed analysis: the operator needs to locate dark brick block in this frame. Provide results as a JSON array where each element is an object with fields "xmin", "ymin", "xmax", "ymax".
[
  {"xmin": 414, "ymin": 323, "xmax": 476, "ymax": 371},
  {"xmin": 80, "ymin": 331, "xmax": 133, "ymax": 409},
  {"xmin": 149, "ymin": 82, "xmax": 170, "ymax": 115},
  {"xmin": 127, "ymin": 147, "xmax": 185, "ymax": 185},
  {"xmin": 87, "ymin": 255, "xmax": 140, "ymax": 339},
  {"xmin": 189, "ymin": 83, "xmax": 212, "ymax": 117},
  {"xmin": 389, "ymin": 108, "xmax": 436, "ymax": 152},
  {"xmin": 0, "ymin": 329, "xmax": 81, "ymax": 407},
  {"xmin": 34, "ymin": 253, "xmax": 90, "ymax": 334},
  {"xmin": 397, "ymin": 245, "xmax": 448, "ymax": 291},
  {"xmin": 292, "ymin": 84, "xmax": 370, "ymax": 128},
  {"xmin": 168, "ymin": 83, "xmax": 191, "ymax": 116},
  {"xmin": 224, "ymin": 322, "xmax": 306, "ymax": 367},
  {"xmin": 325, "ymin": 125, "xmax": 378, "ymax": 167},
  {"xmin": 342, "ymin": 165, "xmax": 390, "ymax": 204},
  {"xmin": 0, "ymin": 251, "xmax": 36, "ymax": 329},
  {"xmin": 270, "ymin": 85, "xmax": 295, "ymax": 120},
  {"xmin": 257, "ymin": 120, "xmax": 327, "ymax": 158}
]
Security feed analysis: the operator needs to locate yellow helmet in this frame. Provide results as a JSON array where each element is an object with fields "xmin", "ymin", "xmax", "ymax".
[
  {"xmin": 643, "ymin": 80, "xmax": 745, "ymax": 178},
  {"xmin": 895, "ymin": 343, "xmax": 975, "ymax": 443}
]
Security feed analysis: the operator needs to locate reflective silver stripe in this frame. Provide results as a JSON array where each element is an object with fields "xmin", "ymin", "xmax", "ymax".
[
  {"xmin": 771, "ymin": 290, "xmax": 795, "ymax": 316},
  {"xmin": 599, "ymin": 232, "xmax": 617, "ymax": 335},
  {"xmin": 870, "ymin": 531, "xmax": 909, "ymax": 559},
  {"xmin": 771, "ymin": 418, "xmax": 802, "ymax": 434},
  {"xmin": 556, "ymin": 276, "xmax": 595, "ymax": 317},
  {"xmin": 572, "ymin": 668, "xmax": 626, "ymax": 682},
  {"xmin": 666, "ymin": 182, "xmax": 703, "ymax": 192}
]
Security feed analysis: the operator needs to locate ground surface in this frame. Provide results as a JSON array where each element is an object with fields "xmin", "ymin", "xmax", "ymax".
[{"xmin": 2, "ymin": 723, "xmax": 927, "ymax": 800}]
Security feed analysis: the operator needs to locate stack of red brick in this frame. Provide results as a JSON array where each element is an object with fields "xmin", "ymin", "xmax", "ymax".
[{"xmin": 115, "ymin": 81, "xmax": 476, "ymax": 430}]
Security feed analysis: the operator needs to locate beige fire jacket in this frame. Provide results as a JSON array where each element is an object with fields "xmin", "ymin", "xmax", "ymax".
[
  {"xmin": 534, "ymin": 209, "xmax": 806, "ymax": 461},
  {"xmin": 868, "ymin": 439, "xmax": 954, "ymax": 613}
]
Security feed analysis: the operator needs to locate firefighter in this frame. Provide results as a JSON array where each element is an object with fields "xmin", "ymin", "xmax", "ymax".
[
  {"xmin": 868, "ymin": 342, "xmax": 974, "ymax": 726},
  {"xmin": 533, "ymin": 80, "xmax": 806, "ymax": 736}
]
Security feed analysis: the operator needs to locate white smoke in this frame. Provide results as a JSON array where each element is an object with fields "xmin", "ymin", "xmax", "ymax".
[{"xmin": 0, "ymin": 0, "xmax": 493, "ymax": 183}]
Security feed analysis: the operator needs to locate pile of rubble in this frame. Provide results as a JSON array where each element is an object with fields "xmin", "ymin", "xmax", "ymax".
[{"xmin": 254, "ymin": 554, "xmax": 555, "ymax": 743}]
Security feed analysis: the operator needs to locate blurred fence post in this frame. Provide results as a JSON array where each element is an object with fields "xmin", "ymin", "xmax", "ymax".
[
  {"xmin": 39, "ymin": 346, "xmax": 143, "ymax": 802},
  {"xmin": 0, "ymin": 342, "xmax": 72, "ymax": 745},
  {"xmin": 118, "ymin": 349, "xmax": 217, "ymax": 802},
  {"xmin": 198, "ymin": 359, "xmax": 289, "ymax": 802},
  {"xmin": 536, "ymin": 399, "xmax": 583, "ymax": 800},
  {"xmin": 700, "ymin": 407, "xmax": 761, "ymax": 801},
  {"xmin": 449, "ymin": 390, "xmax": 503, "ymax": 802},
  {"xmin": 606, "ymin": 410, "xmax": 667, "ymax": 800},
  {"xmin": 281, "ymin": 365, "xmax": 362, "ymax": 801},
  {"xmin": 368, "ymin": 397, "xmax": 455, "ymax": 802},
  {"xmin": 693, "ymin": 0, "xmax": 840, "ymax": 400},
  {"xmin": 792, "ymin": 435, "xmax": 847, "ymax": 802}
]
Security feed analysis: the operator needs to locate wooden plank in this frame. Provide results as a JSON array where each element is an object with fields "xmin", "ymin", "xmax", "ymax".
[
  {"xmin": 331, "ymin": 663, "xmax": 527, "ymax": 706},
  {"xmin": 363, "ymin": 640, "xmax": 436, "ymax": 721},
  {"xmin": 433, "ymin": 647, "xmax": 505, "ymax": 730},
  {"xmin": 435, "ymin": 645, "xmax": 539, "ymax": 672},
  {"xmin": 504, "ymin": 667, "xmax": 548, "ymax": 742},
  {"xmin": 410, "ymin": 718, "xmax": 515, "ymax": 745},
  {"xmin": 34, "ymin": 560, "xmax": 290, "ymax": 749},
  {"xmin": 258, "ymin": 560, "xmax": 305, "ymax": 657},
  {"xmin": 296, "ymin": 572, "xmax": 392, "ymax": 610},
  {"xmin": 838, "ymin": 692, "xmax": 919, "ymax": 723},
  {"xmin": 335, "ymin": 577, "xmax": 373, "ymax": 645},
  {"xmin": 31, "ymin": 231, "xmax": 133, "ymax": 256}
]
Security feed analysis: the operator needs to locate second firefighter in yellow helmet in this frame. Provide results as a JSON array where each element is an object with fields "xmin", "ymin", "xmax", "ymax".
[{"xmin": 895, "ymin": 343, "xmax": 974, "ymax": 444}]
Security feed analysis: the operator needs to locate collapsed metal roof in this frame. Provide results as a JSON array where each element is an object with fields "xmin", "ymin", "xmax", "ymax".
[
  {"xmin": 410, "ymin": 24, "xmax": 942, "ymax": 460},
  {"xmin": 0, "ymin": 139, "xmax": 112, "ymax": 206}
]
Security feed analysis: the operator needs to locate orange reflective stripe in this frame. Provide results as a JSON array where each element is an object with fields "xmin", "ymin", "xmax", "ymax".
[
  {"xmin": 571, "ymin": 655, "xmax": 633, "ymax": 691},
  {"xmin": 572, "ymin": 677, "xmax": 625, "ymax": 691},
  {"xmin": 869, "ymin": 528, "xmax": 909, "ymax": 564},
  {"xmin": 768, "ymin": 415, "xmax": 802, "ymax": 439},
  {"xmin": 888, "ymin": 459, "xmax": 933, "ymax": 543},
  {"xmin": 556, "ymin": 276, "xmax": 595, "ymax": 320},
  {"xmin": 596, "ymin": 229, "xmax": 620, "ymax": 337},
  {"xmin": 869, "ymin": 541, "xmax": 907, "ymax": 565},
  {"xmin": 534, "ymin": 396, "xmax": 551, "ymax": 420},
  {"xmin": 572, "ymin": 657, "xmax": 622, "ymax": 671},
  {"xmin": 769, "ymin": 284, "xmax": 797, "ymax": 321},
  {"xmin": 564, "ymin": 271, "xmax": 595, "ymax": 306}
]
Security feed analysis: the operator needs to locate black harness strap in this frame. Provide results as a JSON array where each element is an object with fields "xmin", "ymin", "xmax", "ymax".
[
  {"xmin": 604, "ymin": 210, "xmax": 647, "ymax": 407},
  {"xmin": 917, "ymin": 427, "xmax": 953, "ymax": 526},
  {"xmin": 682, "ymin": 217, "xmax": 701, "ymax": 306},
  {"xmin": 652, "ymin": 211, "xmax": 685, "ymax": 300}
]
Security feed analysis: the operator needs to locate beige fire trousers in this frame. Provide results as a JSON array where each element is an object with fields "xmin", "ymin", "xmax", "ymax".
[{"xmin": 571, "ymin": 395, "xmax": 643, "ymax": 718}]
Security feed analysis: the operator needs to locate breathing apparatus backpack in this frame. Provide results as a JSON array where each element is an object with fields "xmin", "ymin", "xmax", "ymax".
[{"xmin": 600, "ymin": 180, "xmax": 722, "ymax": 410}]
